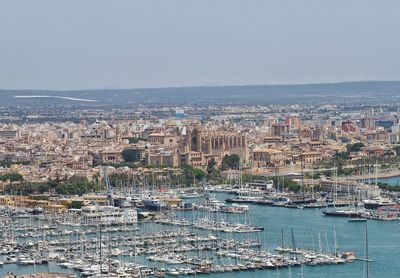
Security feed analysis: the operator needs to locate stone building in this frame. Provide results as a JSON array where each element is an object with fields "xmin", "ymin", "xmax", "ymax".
[
  {"xmin": 253, "ymin": 148, "xmax": 290, "ymax": 167},
  {"xmin": 181, "ymin": 125, "xmax": 248, "ymax": 166},
  {"xmin": 96, "ymin": 150, "xmax": 123, "ymax": 164}
]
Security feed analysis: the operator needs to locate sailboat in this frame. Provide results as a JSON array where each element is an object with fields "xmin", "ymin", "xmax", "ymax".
[
  {"xmin": 348, "ymin": 189, "xmax": 367, "ymax": 222},
  {"xmin": 275, "ymin": 228, "xmax": 291, "ymax": 252},
  {"xmin": 323, "ymin": 167, "xmax": 361, "ymax": 218}
]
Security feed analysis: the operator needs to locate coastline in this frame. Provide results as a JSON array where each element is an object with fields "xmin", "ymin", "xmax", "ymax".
[{"xmin": 341, "ymin": 169, "xmax": 400, "ymax": 181}]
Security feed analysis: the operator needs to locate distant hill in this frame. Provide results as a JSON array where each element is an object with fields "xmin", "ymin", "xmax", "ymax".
[{"xmin": 1, "ymin": 81, "xmax": 400, "ymax": 107}]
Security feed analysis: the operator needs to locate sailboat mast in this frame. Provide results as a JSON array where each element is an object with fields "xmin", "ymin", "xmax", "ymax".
[
  {"xmin": 291, "ymin": 228, "xmax": 297, "ymax": 258},
  {"xmin": 300, "ymin": 153, "xmax": 304, "ymax": 198},
  {"xmin": 333, "ymin": 225, "xmax": 338, "ymax": 256},
  {"xmin": 99, "ymin": 224, "xmax": 102, "ymax": 277},
  {"xmin": 366, "ymin": 223, "xmax": 370, "ymax": 278},
  {"xmin": 334, "ymin": 166, "xmax": 338, "ymax": 206},
  {"xmin": 375, "ymin": 161, "xmax": 378, "ymax": 189}
]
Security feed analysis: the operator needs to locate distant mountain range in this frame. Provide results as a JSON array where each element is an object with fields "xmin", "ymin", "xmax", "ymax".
[{"xmin": 1, "ymin": 81, "xmax": 400, "ymax": 107}]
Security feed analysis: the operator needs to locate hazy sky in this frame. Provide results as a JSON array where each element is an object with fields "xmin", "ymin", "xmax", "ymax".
[{"xmin": 1, "ymin": 0, "xmax": 400, "ymax": 90}]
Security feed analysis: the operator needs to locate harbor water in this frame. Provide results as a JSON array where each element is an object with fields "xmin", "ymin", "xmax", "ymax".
[
  {"xmin": 1, "ymin": 193, "xmax": 399, "ymax": 277},
  {"xmin": 377, "ymin": 176, "xmax": 400, "ymax": 186}
]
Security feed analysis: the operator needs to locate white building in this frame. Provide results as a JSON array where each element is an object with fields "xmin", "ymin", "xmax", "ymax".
[{"xmin": 80, "ymin": 205, "xmax": 137, "ymax": 225}]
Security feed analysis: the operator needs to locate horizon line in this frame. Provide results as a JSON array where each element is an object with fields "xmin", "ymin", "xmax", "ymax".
[{"xmin": 1, "ymin": 79, "xmax": 400, "ymax": 92}]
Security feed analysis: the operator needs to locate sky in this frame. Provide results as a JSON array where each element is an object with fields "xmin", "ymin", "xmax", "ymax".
[{"xmin": 1, "ymin": 0, "xmax": 400, "ymax": 90}]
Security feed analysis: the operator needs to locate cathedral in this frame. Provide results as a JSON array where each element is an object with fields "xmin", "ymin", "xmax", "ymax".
[{"xmin": 179, "ymin": 124, "xmax": 248, "ymax": 167}]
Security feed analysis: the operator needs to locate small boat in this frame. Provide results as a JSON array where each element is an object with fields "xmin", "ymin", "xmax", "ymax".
[
  {"xmin": 154, "ymin": 269, "xmax": 166, "ymax": 277},
  {"xmin": 322, "ymin": 209, "xmax": 361, "ymax": 218},
  {"xmin": 303, "ymin": 203, "xmax": 327, "ymax": 209},
  {"xmin": 179, "ymin": 192, "xmax": 203, "ymax": 199},
  {"xmin": 341, "ymin": 251, "xmax": 356, "ymax": 261},
  {"xmin": 167, "ymin": 268, "xmax": 180, "ymax": 276},
  {"xmin": 179, "ymin": 267, "xmax": 195, "ymax": 275},
  {"xmin": 348, "ymin": 218, "xmax": 367, "ymax": 222}
]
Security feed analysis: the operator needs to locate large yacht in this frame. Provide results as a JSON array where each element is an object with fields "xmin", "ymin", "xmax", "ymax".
[{"xmin": 363, "ymin": 197, "xmax": 396, "ymax": 209}]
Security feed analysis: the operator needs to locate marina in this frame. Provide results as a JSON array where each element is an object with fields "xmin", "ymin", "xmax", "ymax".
[{"xmin": 1, "ymin": 190, "xmax": 399, "ymax": 277}]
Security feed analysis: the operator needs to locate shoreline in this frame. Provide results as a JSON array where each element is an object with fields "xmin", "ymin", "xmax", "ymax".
[{"xmin": 343, "ymin": 169, "xmax": 400, "ymax": 181}]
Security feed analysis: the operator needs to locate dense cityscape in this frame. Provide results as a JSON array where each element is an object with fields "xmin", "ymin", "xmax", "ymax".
[{"xmin": 0, "ymin": 88, "xmax": 400, "ymax": 277}]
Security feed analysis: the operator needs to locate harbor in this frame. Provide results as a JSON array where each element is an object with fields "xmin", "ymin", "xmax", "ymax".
[
  {"xmin": 0, "ymin": 205, "xmax": 355, "ymax": 277},
  {"xmin": 1, "ymin": 187, "xmax": 398, "ymax": 277}
]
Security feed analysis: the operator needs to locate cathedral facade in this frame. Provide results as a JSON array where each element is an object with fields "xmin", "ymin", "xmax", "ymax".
[{"xmin": 180, "ymin": 125, "xmax": 248, "ymax": 166}]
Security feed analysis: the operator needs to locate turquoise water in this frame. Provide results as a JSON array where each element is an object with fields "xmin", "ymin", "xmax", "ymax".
[
  {"xmin": 243, "ymin": 202, "xmax": 400, "ymax": 277},
  {"xmin": 1, "ymin": 193, "xmax": 400, "ymax": 277},
  {"xmin": 0, "ymin": 262, "xmax": 76, "ymax": 277},
  {"xmin": 378, "ymin": 176, "xmax": 400, "ymax": 186}
]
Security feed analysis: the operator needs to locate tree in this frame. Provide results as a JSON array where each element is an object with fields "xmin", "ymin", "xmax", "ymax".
[
  {"xmin": 47, "ymin": 180, "xmax": 58, "ymax": 189},
  {"xmin": 180, "ymin": 165, "xmax": 206, "ymax": 186},
  {"xmin": 193, "ymin": 168, "xmax": 206, "ymax": 181},
  {"xmin": 122, "ymin": 148, "xmax": 141, "ymax": 162},
  {"xmin": 68, "ymin": 200, "xmax": 83, "ymax": 209},
  {"xmin": 110, "ymin": 173, "xmax": 130, "ymax": 186},
  {"xmin": 207, "ymin": 158, "xmax": 216, "ymax": 174},
  {"xmin": 271, "ymin": 177, "xmax": 301, "ymax": 192},
  {"xmin": 0, "ymin": 172, "xmax": 24, "ymax": 182},
  {"xmin": 2, "ymin": 176, "xmax": 100, "ymax": 196},
  {"xmin": 55, "ymin": 176, "xmax": 98, "ymax": 195},
  {"xmin": 128, "ymin": 137, "xmax": 140, "ymax": 144},
  {"xmin": 221, "ymin": 154, "xmax": 240, "ymax": 171},
  {"xmin": 206, "ymin": 158, "xmax": 219, "ymax": 181},
  {"xmin": 335, "ymin": 151, "xmax": 350, "ymax": 160},
  {"xmin": 181, "ymin": 165, "xmax": 195, "ymax": 186},
  {"xmin": 347, "ymin": 143, "xmax": 364, "ymax": 152},
  {"xmin": 334, "ymin": 143, "xmax": 365, "ymax": 161},
  {"xmin": 0, "ymin": 160, "xmax": 11, "ymax": 168},
  {"xmin": 128, "ymin": 137, "xmax": 147, "ymax": 144}
]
